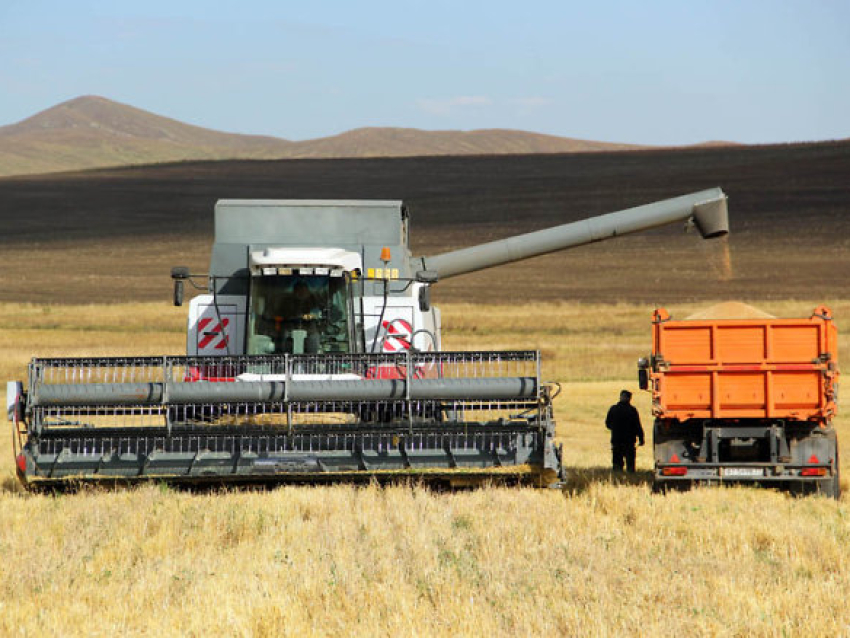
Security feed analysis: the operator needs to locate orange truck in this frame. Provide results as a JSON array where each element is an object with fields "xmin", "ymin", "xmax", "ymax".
[{"xmin": 638, "ymin": 306, "xmax": 840, "ymax": 497}]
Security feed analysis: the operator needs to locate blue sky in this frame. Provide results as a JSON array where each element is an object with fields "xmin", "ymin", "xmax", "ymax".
[{"xmin": 1, "ymin": 0, "xmax": 848, "ymax": 145}]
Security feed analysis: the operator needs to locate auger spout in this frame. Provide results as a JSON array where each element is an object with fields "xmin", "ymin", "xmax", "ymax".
[{"xmin": 416, "ymin": 188, "xmax": 729, "ymax": 280}]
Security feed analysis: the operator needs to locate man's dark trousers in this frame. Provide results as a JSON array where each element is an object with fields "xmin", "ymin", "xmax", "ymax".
[{"xmin": 612, "ymin": 444, "xmax": 636, "ymax": 473}]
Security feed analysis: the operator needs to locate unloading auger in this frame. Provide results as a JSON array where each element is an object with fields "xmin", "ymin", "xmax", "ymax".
[{"xmin": 8, "ymin": 189, "xmax": 729, "ymax": 487}]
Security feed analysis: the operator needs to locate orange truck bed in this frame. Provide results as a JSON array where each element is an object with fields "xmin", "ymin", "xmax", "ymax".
[{"xmin": 649, "ymin": 306, "xmax": 838, "ymax": 422}]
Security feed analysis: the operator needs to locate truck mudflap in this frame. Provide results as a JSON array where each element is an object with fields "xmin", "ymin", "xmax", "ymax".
[{"xmin": 12, "ymin": 351, "xmax": 563, "ymax": 488}]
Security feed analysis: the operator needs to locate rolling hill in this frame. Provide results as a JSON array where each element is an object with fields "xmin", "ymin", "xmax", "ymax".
[{"xmin": 0, "ymin": 96, "xmax": 646, "ymax": 176}]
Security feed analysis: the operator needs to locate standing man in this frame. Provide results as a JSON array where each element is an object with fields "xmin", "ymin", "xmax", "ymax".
[{"xmin": 606, "ymin": 390, "xmax": 645, "ymax": 473}]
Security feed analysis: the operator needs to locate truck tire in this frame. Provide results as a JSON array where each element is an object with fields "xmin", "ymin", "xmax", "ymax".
[
  {"xmin": 819, "ymin": 446, "xmax": 840, "ymax": 500},
  {"xmin": 652, "ymin": 429, "xmax": 693, "ymax": 494},
  {"xmin": 791, "ymin": 473, "xmax": 840, "ymax": 499},
  {"xmin": 786, "ymin": 428, "xmax": 840, "ymax": 499},
  {"xmin": 652, "ymin": 478, "xmax": 692, "ymax": 494},
  {"xmin": 818, "ymin": 431, "xmax": 841, "ymax": 500}
]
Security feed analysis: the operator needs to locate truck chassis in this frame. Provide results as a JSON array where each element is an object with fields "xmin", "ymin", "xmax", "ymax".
[{"xmin": 654, "ymin": 419, "xmax": 840, "ymax": 497}]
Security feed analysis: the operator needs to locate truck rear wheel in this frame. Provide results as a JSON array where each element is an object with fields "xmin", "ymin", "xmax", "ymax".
[
  {"xmin": 819, "ymin": 447, "xmax": 840, "ymax": 499},
  {"xmin": 818, "ymin": 473, "xmax": 840, "ymax": 499},
  {"xmin": 817, "ymin": 431, "xmax": 840, "ymax": 500},
  {"xmin": 652, "ymin": 478, "xmax": 692, "ymax": 494},
  {"xmin": 789, "ymin": 431, "xmax": 840, "ymax": 499}
]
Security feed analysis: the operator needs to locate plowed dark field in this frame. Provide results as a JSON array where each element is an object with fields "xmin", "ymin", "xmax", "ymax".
[{"xmin": 0, "ymin": 140, "xmax": 848, "ymax": 304}]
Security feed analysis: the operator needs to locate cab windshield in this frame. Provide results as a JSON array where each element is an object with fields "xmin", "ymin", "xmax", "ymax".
[{"xmin": 247, "ymin": 274, "xmax": 351, "ymax": 354}]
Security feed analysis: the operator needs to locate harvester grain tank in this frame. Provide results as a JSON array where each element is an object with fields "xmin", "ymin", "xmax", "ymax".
[
  {"xmin": 640, "ymin": 306, "xmax": 840, "ymax": 498},
  {"xmin": 9, "ymin": 189, "xmax": 729, "ymax": 487}
]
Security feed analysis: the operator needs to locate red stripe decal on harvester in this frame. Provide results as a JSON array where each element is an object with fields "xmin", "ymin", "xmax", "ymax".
[
  {"xmin": 382, "ymin": 319, "xmax": 412, "ymax": 352},
  {"xmin": 197, "ymin": 317, "xmax": 230, "ymax": 350}
]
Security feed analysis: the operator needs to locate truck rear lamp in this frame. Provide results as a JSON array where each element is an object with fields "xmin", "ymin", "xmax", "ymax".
[
  {"xmin": 661, "ymin": 467, "xmax": 688, "ymax": 476},
  {"xmin": 277, "ymin": 267, "xmax": 293, "ymax": 276},
  {"xmin": 262, "ymin": 267, "xmax": 276, "ymax": 276},
  {"xmin": 314, "ymin": 267, "xmax": 330, "ymax": 276},
  {"xmin": 330, "ymin": 269, "xmax": 344, "ymax": 278},
  {"xmin": 800, "ymin": 468, "xmax": 827, "ymax": 477},
  {"xmin": 299, "ymin": 267, "xmax": 314, "ymax": 275}
]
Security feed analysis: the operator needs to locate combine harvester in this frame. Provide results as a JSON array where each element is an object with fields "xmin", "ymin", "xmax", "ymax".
[
  {"xmin": 640, "ymin": 305, "xmax": 840, "ymax": 498},
  {"xmin": 8, "ymin": 189, "xmax": 728, "ymax": 488}
]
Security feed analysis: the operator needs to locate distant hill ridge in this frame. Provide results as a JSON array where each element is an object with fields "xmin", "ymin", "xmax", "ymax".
[{"xmin": 0, "ymin": 95, "xmax": 694, "ymax": 177}]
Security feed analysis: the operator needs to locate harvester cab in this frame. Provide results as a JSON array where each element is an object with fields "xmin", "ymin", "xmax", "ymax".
[
  {"xmin": 11, "ymin": 189, "xmax": 729, "ymax": 488},
  {"xmin": 244, "ymin": 251, "xmax": 356, "ymax": 356},
  {"xmin": 175, "ymin": 200, "xmax": 440, "ymax": 359}
]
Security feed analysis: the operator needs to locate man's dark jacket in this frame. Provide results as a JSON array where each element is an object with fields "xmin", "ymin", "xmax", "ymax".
[{"xmin": 606, "ymin": 401, "xmax": 645, "ymax": 447}]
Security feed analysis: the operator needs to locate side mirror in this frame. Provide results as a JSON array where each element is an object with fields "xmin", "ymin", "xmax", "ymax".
[
  {"xmin": 637, "ymin": 357, "xmax": 650, "ymax": 390},
  {"xmin": 171, "ymin": 266, "xmax": 190, "ymax": 279},
  {"xmin": 171, "ymin": 266, "xmax": 190, "ymax": 307},
  {"xmin": 418, "ymin": 285, "xmax": 431, "ymax": 312},
  {"xmin": 173, "ymin": 280, "xmax": 184, "ymax": 307}
]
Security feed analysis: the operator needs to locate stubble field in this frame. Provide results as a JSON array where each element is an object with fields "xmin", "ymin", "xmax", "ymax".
[{"xmin": 0, "ymin": 300, "xmax": 848, "ymax": 636}]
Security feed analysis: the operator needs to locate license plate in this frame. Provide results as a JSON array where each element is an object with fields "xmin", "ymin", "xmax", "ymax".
[{"xmin": 723, "ymin": 467, "xmax": 764, "ymax": 477}]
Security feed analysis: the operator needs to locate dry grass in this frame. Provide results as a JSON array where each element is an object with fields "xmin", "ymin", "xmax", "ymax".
[
  {"xmin": 0, "ymin": 300, "xmax": 849, "ymax": 636},
  {"xmin": 2, "ymin": 483, "xmax": 848, "ymax": 636}
]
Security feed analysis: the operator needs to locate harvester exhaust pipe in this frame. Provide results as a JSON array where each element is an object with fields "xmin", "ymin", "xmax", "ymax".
[{"xmin": 416, "ymin": 188, "xmax": 729, "ymax": 280}]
